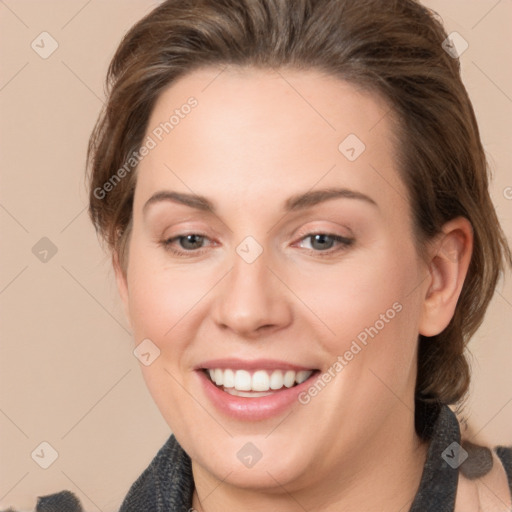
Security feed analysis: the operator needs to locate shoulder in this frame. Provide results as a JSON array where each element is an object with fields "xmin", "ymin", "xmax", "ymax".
[{"xmin": 454, "ymin": 443, "xmax": 512, "ymax": 511}]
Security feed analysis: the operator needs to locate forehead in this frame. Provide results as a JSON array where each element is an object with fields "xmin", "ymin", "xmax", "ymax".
[{"xmin": 135, "ymin": 66, "xmax": 408, "ymax": 218}]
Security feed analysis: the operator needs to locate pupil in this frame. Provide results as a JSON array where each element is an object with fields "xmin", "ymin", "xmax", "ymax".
[
  {"xmin": 182, "ymin": 234, "xmax": 203, "ymax": 249},
  {"xmin": 312, "ymin": 234, "xmax": 333, "ymax": 250}
]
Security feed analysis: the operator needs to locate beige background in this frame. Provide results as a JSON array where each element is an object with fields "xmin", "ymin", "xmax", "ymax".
[{"xmin": 0, "ymin": 1, "xmax": 511, "ymax": 510}]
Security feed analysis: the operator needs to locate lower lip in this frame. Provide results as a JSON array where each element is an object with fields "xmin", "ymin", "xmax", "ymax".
[{"xmin": 196, "ymin": 370, "xmax": 319, "ymax": 421}]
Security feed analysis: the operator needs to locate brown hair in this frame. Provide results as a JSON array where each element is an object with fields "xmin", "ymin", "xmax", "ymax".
[{"xmin": 87, "ymin": 0, "xmax": 511, "ymax": 415}]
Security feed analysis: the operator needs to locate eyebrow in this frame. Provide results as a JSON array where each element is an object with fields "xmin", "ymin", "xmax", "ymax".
[{"xmin": 142, "ymin": 187, "xmax": 378, "ymax": 215}]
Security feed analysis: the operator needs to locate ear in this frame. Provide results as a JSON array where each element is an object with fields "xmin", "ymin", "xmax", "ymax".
[
  {"xmin": 418, "ymin": 217, "xmax": 473, "ymax": 337},
  {"xmin": 113, "ymin": 251, "xmax": 131, "ymax": 329}
]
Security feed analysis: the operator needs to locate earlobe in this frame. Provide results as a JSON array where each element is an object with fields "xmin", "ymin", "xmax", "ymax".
[
  {"xmin": 112, "ymin": 251, "xmax": 131, "ymax": 328},
  {"xmin": 418, "ymin": 217, "xmax": 474, "ymax": 337}
]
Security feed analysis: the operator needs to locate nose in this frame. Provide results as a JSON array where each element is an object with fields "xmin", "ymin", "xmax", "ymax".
[{"xmin": 211, "ymin": 247, "xmax": 293, "ymax": 339}]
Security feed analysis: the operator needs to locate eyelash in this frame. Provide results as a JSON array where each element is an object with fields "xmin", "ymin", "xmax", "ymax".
[{"xmin": 160, "ymin": 231, "xmax": 354, "ymax": 258}]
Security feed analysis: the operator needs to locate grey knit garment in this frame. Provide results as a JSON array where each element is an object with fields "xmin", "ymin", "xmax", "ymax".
[
  {"xmin": 6, "ymin": 405, "xmax": 509, "ymax": 511},
  {"xmin": 35, "ymin": 490, "xmax": 83, "ymax": 512},
  {"xmin": 118, "ymin": 434, "xmax": 194, "ymax": 512}
]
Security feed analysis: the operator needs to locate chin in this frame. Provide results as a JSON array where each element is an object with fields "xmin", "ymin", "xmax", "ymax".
[{"xmin": 188, "ymin": 433, "xmax": 313, "ymax": 492}]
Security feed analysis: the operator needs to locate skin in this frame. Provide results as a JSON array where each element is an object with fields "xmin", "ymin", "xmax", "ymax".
[{"xmin": 114, "ymin": 66, "xmax": 474, "ymax": 511}]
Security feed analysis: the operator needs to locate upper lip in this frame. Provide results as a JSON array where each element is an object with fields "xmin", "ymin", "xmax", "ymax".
[{"xmin": 195, "ymin": 358, "xmax": 317, "ymax": 372}]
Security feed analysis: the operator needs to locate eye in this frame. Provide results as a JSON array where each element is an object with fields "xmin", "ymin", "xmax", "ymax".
[
  {"xmin": 160, "ymin": 233, "xmax": 213, "ymax": 256},
  {"xmin": 297, "ymin": 232, "xmax": 354, "ymax": 255},
  {"xmin": 159, "ymin": 231, "xmax": 354, "ymax": 258}
]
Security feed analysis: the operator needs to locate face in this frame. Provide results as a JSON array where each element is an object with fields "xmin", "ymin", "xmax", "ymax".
[{"xmin": 117, "ymin": 66, "xmax": 431, "ymax": 492}]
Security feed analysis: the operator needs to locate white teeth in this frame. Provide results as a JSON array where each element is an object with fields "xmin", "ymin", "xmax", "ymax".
[
  {"xmin": 224, "ymin": 388, "xmax": 274, "ymax": 397},
  {"xmin": 206, "ymin": 368, "xmax": 314, "ymax": 392},
  {"xmin": 252, "ymin": 370, "xmax": 270, "ymax": 391},
  {"xmin": 234, "ymin": 370, "xmax": 252, "ymax": 391},
  {"xmin": 283, "ymin": 370, "xmax": 296, "ymax": 388},
  {"xmin": 269, "ymin": 370, "xmax": 284, "ymax": 390},
  {"xmin": 295, "ymin": 370, "xmax": 311, "ymax": 384},
  {"xmin": 213, "ymin": 368, "xmax": 224, "ymax": 386},
  {"xmin": 223, "ymin": 369, "xmax": 235, "ymax": 388}
]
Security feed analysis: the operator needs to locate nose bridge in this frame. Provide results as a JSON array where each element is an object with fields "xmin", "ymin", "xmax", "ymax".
[{"xmin": 212, "ymin": 236, "xmax": 291, "ymax": 336}]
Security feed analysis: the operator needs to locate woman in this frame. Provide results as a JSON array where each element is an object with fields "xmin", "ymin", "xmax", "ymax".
[{"xmin": 84, "ymin": 0, "xmax": 512, "ymax": 510}]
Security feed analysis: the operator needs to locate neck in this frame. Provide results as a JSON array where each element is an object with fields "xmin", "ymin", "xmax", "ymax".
[{"xmin": 191, "ymin": 407, "xmax": 430, "ymax": 512}]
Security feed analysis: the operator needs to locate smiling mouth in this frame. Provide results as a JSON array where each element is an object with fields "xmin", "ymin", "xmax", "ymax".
[{"xmin": 203, "ymin": 368, "xmax": 319, "ymax": 397}]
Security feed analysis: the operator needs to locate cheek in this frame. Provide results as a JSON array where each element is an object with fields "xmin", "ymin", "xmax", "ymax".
[
  {"xmin": 126, "ymin": 243, "xmax": 208, "ymax": 345},
  {"xmin": 124, "ymin": 247, "xmax": 211, "ymax": 425},
  {"xmin": 311, "ymin": 239, "xmax": 422, "ymax": 385},
  {"xmin": 314, "ymin": 243, "xmax": 417, "ymax": 336}
]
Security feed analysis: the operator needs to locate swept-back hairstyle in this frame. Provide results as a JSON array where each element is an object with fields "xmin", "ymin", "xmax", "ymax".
[{"xmin": 87, "ymin": 0, "xmax": 511, "ymax": 429}]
